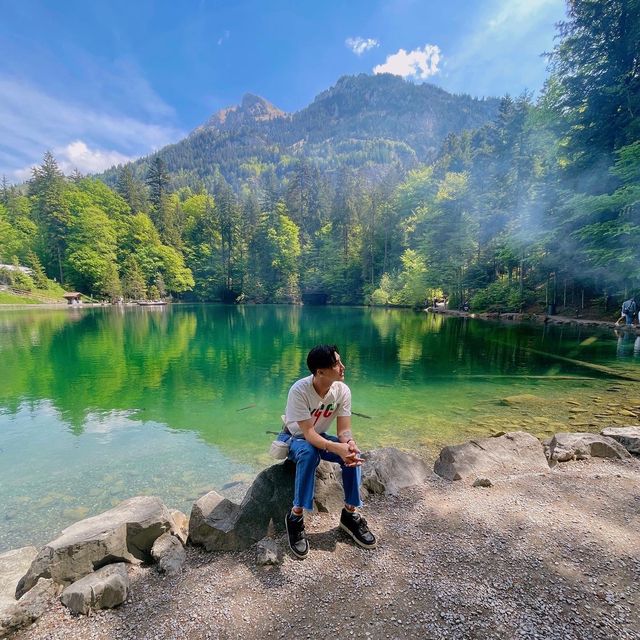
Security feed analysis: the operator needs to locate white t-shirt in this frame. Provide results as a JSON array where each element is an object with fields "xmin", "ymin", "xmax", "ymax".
[{"xmin": 284, "ymin": 375, "xmax": 351, "ymax": 437}]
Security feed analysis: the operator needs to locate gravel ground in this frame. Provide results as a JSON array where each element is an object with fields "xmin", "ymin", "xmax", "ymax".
[{"xmin": 12, "ymin": 456, "xmax": 640, "ymax": 640}]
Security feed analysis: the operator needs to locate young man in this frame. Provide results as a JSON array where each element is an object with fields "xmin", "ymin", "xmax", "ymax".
[
  {"xmin": 621, "ymin": 298, "xmax": 637, "ymax": 325},
  {"xmin": 283, "ymin": 344, "xmax": 377, "ymax": 559}
]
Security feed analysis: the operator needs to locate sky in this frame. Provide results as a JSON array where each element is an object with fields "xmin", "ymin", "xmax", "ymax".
[{"xmin": 0, "ymin": 0, "xmax": 566, "ymax": 182}]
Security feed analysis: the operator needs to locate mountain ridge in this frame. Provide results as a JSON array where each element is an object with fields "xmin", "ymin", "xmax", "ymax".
[{"xmin": 103, "ymin": 73, "xmax": 501, "ymax": 190}]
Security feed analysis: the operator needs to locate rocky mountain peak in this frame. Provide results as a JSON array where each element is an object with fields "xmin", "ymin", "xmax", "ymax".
[{"xmin": 195, "ymin": 94, "xmax": 286, "ymax": 135}]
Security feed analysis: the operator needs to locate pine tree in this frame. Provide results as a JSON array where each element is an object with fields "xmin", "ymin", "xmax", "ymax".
[
  {"xmin": 29, "ymin": 152, "xmax": 70, "ymax": 283},
  {"xmin": 117, "ymin": 165, "xmax": 147, "ymax": 213},
  {"xmin": 26, "ymin": 250, "xmax": 49, "ymax": 289},
  {"xmin": 146, "ymin": 157, "xmax": 170, "ymax": 212}
]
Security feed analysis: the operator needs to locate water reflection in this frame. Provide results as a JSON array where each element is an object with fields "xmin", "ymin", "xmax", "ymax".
[
  {"xmin": 2, "ymin": 305, "xmax": 640, "ymax": 551},
  {"xmin": 2, "ymin": 306, "xmax": 638, "ymax": 440}
]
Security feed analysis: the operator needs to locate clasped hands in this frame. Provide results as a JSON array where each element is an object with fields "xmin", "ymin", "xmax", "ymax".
[{"xmin": 336, "ymin": 439, "xmax": 362, "ymax": 467}]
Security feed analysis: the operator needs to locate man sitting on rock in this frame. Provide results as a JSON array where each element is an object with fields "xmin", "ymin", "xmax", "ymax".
[{"xmin": 284, "ymin": 344, "xmax": 377, "ymax": 559}]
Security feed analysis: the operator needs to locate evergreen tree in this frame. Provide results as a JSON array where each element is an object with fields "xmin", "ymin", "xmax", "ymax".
[
  {"xmin": 117, "ymin": 165, "xmax": 147, "ymax": 213},
  {"xmin": 1, "ymin": 176, "xmax": 9, "ymax": 206},
  {"xmin": 28, "ymin": 152, "xmax": 70, "ymax": 283},
  {"xmin": 121, "ymin": 256, "xmax": 147, "ymax": 300},
  {"xmin": 547, "ymin": 0, "xmax": 640, "ymax": 177},
  {"xmin": 26, "ymin": 250, "xmax": 49, "ymax": 290}
]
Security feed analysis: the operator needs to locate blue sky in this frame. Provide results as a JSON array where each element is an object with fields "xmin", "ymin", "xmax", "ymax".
[{"xmin": 0, "ymin": 0, "xmax": 566, "ymax": 181}]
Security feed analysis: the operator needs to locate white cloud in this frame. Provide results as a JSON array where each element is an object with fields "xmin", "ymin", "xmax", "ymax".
[
  {"xmin": 55, "ymin": 141, "xmax": 136, "ymax": 175},
  {"xmin": 346, "ymin": 37, "xmax": 379, "ymax": 56},
  {"xmin": 0, "ymin": 75, "xmax": 184, "ymax": 181},
  {"xmin": 217, "ymin": 30, "xmax": 230, "ymax": 46},
  {"xmin": 373, "ymin": 44, "xmax": 441, "ymax": 79}
]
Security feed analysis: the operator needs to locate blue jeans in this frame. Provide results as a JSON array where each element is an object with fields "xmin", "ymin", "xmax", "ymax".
[
  {"xmin": 625, "ymin": 312, "xmax": 634, "ymax": 325},
  {"xmin": 288, "ymin": 433, "xmax": 362, "ymax": 511}
]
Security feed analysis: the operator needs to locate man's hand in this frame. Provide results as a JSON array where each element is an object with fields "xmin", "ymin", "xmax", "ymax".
[
  {"xmin": 298, "ymin": 416, "xmax": 363, "ymax": 467},
  {"xmin": 333, "ymin": 441, "xmax": 362, "ymax": 467}
]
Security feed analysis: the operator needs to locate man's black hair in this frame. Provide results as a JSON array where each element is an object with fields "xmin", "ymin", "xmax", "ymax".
[{"xmin": 307, "ymin": 344, "xmax": 340, "ymax": 374}]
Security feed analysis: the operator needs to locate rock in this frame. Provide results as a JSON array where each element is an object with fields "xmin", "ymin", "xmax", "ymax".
[
  {"xmin": 189, "ymin": 461, "xmax": 296, "ymax": 552},
  {"xmin": 60, "ymin": 563, "xmax": 129, "ymax": 616},
  {"xmin": 0, "ymin": 578, "xmax": 59, "ymax": 637},
  {"xmin": 499, "ymin": 394, "xmax": 542, "ymax": 406},
  {"xmin": 151, "ymin": 533, "xmax": 186, "ymax": 575},
  {"xmin": 170, "ymin": 510, "xmax": 189, "ymax": 544},
  {"xmin": 16, "ymin": 496, "xmax": 179, "ymax": 598},
  {"xmin": 361, "ymin": 448, "xmax": 430, "ymax": 496},
  {"xmin": 313, "ymin": 461, "xmax": 345, "ymax": 513},
  {"xmin": 600, "ymin": 426, "xmax": 640, "ymax": 455},
  {"xmin": 256, "ymin": 538, "xmax": 281, "ymax": 566},
  {"xmin": 0, "ymin": 547, "xmax": 37, "ymax": 608},
  {"xmin": 189, "ymin": 491, "xmax": 244, "ymax": 551},
  {"xmin": 547, "ymin": 433, "xmax": 631, "ymax": 463},
  {"xmin": 190, "ymin": 447, "xmax": 432, "ymax": 552},
  {"xmin": 472, "ymin": 478, "xmax": 493, "ymax": 488},
  {"xmin": 433, "ymin": 432, "xmax": 549, "ymax": 483}
]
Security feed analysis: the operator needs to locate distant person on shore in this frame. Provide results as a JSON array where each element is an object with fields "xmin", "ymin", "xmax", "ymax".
[
  {"xmin": 283, "ymin": 344, "xmax": 377, "ymax": 559},
  {"xmin": 619, "ymin": 298, "xmax": 637, "ymax": 325}
]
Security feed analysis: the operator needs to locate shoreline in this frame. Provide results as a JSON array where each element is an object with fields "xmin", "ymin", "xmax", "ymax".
[
  {"xmin": 8, "ymin": 439, "xmax": 640, "ymax": 640},
  {"xmin": 4, "ymin": 301, "xmax": 638, "ymax": 337},
  {"xmin": 431, "ymin": 307, "xmax": 640, "ymax": 335}
]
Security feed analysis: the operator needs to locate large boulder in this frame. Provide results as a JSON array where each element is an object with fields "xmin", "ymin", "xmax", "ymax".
[
  {"xmin": 189, "ymin": 461, "xmax": 296, "ymax": 551},
  {"xmin": 190, "ymin": 448, "xmax": 431, "ymax": 552},
  {"xmin": 16, "ymin": 496, "xmax": 179, "ymax": 598},
  {"xmin": 547, "ymin": 432, "xmax": 631, "ymax": 463},
  {"xmin": 600, "ymin": 426, "xmax": 640, "ymax": 455},
  {"xmin": 433, "ymin": 431, "xmax": 549, "ymax": 483},
  {"xmin": 361, "ymin": 448, "xmax": 430, "ymax": 496},
  {"xmin": 60, "ymin": 563, "xmax": 129, "ymax": 616}
]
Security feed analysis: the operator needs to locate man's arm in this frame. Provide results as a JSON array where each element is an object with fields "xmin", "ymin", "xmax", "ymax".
[
  {"xmin": 337, "ymin": 416, "xmax": 360, "ymax": 454},
  {"xmin": 298, "ymin": 417, "xmax": 361, "ymax": 466}
]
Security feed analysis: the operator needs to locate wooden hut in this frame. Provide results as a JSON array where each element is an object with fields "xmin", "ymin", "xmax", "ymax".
[{"xmin": 63, "ymin": 292, "xmax": 82, "ymax": 305}]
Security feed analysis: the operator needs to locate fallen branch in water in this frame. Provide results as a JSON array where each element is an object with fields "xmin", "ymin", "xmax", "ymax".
[{"xmin": 495, "ymin": 343, "xmax": 640, "ymax": 383}]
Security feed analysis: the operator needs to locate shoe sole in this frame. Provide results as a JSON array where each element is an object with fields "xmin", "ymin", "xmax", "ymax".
[
  {"xmin": 339, "ymin": 522, "xmax": 378, "ymax": 549},
  {"xmin": 285, "ymin": 513, "xmax": 309, "ymax": 559}
]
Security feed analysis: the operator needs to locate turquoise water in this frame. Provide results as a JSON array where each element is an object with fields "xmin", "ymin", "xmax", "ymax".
[{"xmin": 1, "ymin": 304, "xmax": 639, "ymax": 551}]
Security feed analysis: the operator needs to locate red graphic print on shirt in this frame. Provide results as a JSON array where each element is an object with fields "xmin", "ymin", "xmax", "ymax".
[{"xmin": 311, "ymin": 403, "xmax": 334, "ymax": 425}]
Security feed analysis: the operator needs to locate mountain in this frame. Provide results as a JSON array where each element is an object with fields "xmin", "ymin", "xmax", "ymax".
[
  {"xmin": 103, "ymin": 73, "xmax": 500, "ymax": 190},
  {"xmin": 191, "ymin": 93, "xmax": 287, "ymax": 135}
]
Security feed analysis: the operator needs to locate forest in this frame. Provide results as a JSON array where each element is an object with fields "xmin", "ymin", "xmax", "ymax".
[{"xmin": 1, "ymin": 0, "xmax": 638, "ymax": 312}]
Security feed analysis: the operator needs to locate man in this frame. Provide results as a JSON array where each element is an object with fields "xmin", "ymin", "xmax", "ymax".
[
  {"xmin": 283, "ymin": 344, "xmax": 377, "ymax": 559},
  {"xmin": 621, "ymin": 298, "xmax": 637, "ymax": 325}
]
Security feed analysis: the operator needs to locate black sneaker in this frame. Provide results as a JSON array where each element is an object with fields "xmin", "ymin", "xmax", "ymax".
[
  {"xmin": 340, "ymin": 509, "xmax": 377, "ymax": 549},
  {"xmin": 285, "ymin": 510, "xmax": 309, "ymax": 559}
]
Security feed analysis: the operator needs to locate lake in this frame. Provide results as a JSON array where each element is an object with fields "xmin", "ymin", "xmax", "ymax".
[{"xmin": 2, "ymin": 304, "xmax": 639, "ymax": 551}]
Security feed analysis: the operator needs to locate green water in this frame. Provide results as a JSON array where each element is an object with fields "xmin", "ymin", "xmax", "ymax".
[{"xmin": 2, "ymin": 304, "xmax": 639, "ymax": 551}]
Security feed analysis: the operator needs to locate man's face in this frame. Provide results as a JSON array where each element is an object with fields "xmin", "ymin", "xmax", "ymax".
[{"xmin": 322, "ymin": 352, "xmax": 345, "ymax": 382}]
